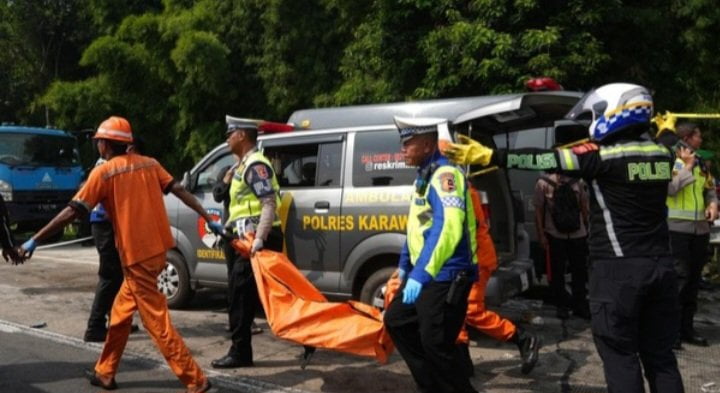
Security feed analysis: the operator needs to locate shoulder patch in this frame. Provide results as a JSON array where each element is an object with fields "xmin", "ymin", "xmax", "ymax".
[
  {"xmin": 571, "ymin": 142, "xmax": 599, "ymax": 155},
  {"xmin": 439, "ymin": 172, "xmax": 456, "ymax": 192},
  {"xmin": 252, "ymin": 164, "xmax": 269, "ymax": 179},
  {"xmin": 244, "ymin": 162, "xmax": 276, "ymax": 198}
]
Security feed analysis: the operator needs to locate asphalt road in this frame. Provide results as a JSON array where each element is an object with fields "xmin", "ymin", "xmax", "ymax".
[{"xmin": 0, "ymin": 245, "xmax": 719, "ymax": 393}]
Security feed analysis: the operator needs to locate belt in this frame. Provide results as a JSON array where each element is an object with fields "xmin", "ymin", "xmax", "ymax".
[{"xmin": 227, "ymin": 216, "xmax": 260, "ymax": 235}]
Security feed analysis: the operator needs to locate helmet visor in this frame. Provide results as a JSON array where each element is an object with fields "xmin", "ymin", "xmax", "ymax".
[{"xmin": 564, "ymin": 88, "xmax": 605, "ymax": 127}]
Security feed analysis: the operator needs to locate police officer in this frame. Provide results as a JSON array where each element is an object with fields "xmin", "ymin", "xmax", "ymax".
[
  {"xmin": 384, "ymin": 116, "xmax": 478, "ymax": 393},
  {"xmin": 213, "ymin": 158, "xmax": 264, "ymax": 336},
  {"xmin": 667, "ymin": 122, "xmax": 717, "ymax": 348},
  {"xmin": 211, "ymin": 116, "xmax": 284, "ymax": 369},
  {"xmin": 443, "ymin": 83, "xmax": 684, "ymax": 393}
]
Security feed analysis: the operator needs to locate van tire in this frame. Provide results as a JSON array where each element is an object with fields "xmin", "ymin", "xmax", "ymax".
[
  {"xmin": 359, "ymin": 266, "xmax": 395, "ymax": 310},
  {"xmin": 160, "ymin": 251, "xmax": 194, "ymax": 309}
]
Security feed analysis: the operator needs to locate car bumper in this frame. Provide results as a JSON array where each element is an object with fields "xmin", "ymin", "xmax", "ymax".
[{"xmin": 485, "ymin": 258, "xmax": 535, "ymax": 307}]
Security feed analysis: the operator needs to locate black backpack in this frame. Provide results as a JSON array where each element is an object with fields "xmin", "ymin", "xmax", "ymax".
[{"xmin": 541, "ymin": 176, "xmax": 581, "ymax": 233}]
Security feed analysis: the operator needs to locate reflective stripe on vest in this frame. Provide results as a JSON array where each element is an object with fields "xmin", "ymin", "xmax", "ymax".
[
  {"xmin": 227, "ymin": 150, "xmax": 281, "ymax": 227},
  {"xmin": 406, "ymin": 166, "xmax": 477, "ymax": 278},
  {"xmin": 666, "ymin": 160, "xmax": 706, "ymax": 221}
]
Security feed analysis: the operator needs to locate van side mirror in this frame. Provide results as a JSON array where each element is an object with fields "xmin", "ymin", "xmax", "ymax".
[{"xmin": 181, "ymin": 171, "xmax": 193, "ymax": 191}]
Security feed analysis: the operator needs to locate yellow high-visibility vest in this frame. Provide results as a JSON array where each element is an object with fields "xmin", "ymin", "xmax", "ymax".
[
  {"xmin": 228, "ymin": 150, "xmax": 281, "ymax": 228},
  {"xmin": 666, "ymin": 159, "xmax": 710, "ymax": 221}
]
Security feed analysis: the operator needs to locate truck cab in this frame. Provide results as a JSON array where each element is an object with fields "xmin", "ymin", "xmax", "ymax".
[{"xmin": 0, "ymin": 125, "xmax": 84, "ymax": 234}]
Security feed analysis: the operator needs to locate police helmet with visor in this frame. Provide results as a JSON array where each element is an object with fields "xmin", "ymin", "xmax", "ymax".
[{"xmin": 565, "ymin": 83, "xmax": 653, "ymax": 142}]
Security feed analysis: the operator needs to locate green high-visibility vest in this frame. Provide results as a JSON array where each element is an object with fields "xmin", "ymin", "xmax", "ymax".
[
  {"xmin": 406, "ymin": 165, "xmax": 478, "ymax": 278},
  {"xmin": 666, "ymin": 159, "xmax": 708, "ymax": 221},
  {"xmin": 227, "ymin": 150, "xmax": 281, "ymax": 228}
]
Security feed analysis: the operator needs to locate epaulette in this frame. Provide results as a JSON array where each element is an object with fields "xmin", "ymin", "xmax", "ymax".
[{"xmin": 571, "ymin": 142, "xmax": 599, "ymax": 155}]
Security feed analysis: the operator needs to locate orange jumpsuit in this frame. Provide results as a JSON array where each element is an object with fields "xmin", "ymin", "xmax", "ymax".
[
  {"xmin": 71, "ymin": 152, "xmax": 206, "ymax": 389},
  {"xmin": 456, "ymin": 190, "xmax": 516, "ymax": 344}
]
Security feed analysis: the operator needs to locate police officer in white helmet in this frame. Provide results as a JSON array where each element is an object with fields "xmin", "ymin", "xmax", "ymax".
[{"xmin": 442, "ymin": 83, "xmax": 684, "ymax": 393}]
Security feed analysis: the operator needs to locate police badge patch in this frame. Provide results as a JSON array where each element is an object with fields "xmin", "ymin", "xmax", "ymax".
[
  {"xmin": 439, "ymin": 172, "xmax": 456, "ymax": 192},
  {"xmin": 254, "ymin": 164, "xmax": 269, "ymax": 179}
]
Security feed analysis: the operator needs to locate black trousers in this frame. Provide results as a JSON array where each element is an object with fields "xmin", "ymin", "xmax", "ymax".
[
  {"xmin": 86, "ymin": 221, "xmax": 124, "ymax": 332},
  {"xmin": 384, "ymin": 280, "xmax": 476, "ymax": 393},
  {"xmin": 589, "ymin": 256, "xmax": 684, "ymax": 393},
  {"xmin": 669, "ymin": 231, "xmax": 709, "ymax": 336},
  {"xmin": 222, "ymin": 226, "xmax": 283, "ymax": 361},
  {"xmin": 547, "ymin": 234, "xmax": 589, "ymax": 311}
]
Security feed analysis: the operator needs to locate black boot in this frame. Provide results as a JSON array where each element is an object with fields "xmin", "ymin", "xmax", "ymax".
[
  {"xmin": 300, "ymin": 346, "xmax": 316, "ymax": 369},
  {"xmin": 672, "ymin": 337, "xmax": 683, "ymax": 350},
  {"xmin": 456, "ymin": 343, "xmax": 474, "ymax": 377},
  {"xmin": 512, "ymin": 328, "xmax": 541, "ymax": 374},
  {"xmin": 682, "ymin": 330, "xmax": 709, "ymax": 347}
]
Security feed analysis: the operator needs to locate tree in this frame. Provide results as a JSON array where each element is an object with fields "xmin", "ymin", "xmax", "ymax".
[
  {"xmin": 30, "ymin": 0, "xmax": 720, "ymax": 174},
  {"xmin": 0, "ymin": 0, "xmax": 96, "ymax": 124}
]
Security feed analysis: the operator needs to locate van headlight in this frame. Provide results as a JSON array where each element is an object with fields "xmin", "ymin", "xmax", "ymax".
[{"xmin": 0, "ymin": 180, "xmax": 12, "ymax": 202}]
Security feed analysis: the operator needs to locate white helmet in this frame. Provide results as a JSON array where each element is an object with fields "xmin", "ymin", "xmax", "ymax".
[{"xmin": 565, "ymin": 83, "xmax": 653, "ymax": 141}]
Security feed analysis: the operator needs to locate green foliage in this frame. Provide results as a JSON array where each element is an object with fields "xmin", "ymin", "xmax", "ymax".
[
  {"xmin": 0, "ymin": 0, "xmax": 717, "ymax": 174},
  {"xmin": 0, "ymin": 0, "xmax": 96, "ymax": 124}
]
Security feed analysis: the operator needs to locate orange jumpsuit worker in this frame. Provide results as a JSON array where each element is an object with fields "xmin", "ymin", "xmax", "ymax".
[
  {"xmin": 20, "ymin": 116, "xmax": 220, "ymax": 393},
  {"xmin": 456, "ymin": 189, "xmax": 541, "ymax": 375}
]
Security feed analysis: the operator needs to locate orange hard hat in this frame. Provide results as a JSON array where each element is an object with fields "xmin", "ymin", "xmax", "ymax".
[{"xmin": 94, "ymin": 116, "xmax": 133, "ymax": 143}]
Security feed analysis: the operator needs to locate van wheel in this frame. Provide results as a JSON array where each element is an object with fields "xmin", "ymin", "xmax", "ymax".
[
  {"xmin": 159, "ymin": 251, "xmax": 194, "ymax": 309},
  {"xmin": 359, "ymin": 266, "xmax": 395, "ymax": 311}
]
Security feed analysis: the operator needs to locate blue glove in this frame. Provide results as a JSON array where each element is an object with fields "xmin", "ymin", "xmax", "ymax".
[
  {"xmin": 398, "ymin": 269, "xmax": 407, "ymax": 282},
  {"xmin": 402, "ymin": 278, "xmax": 422, "ymax": 304},
  {"xmin": 207, "ymin": 221, "xmax": 224, "ymax": 236},
  {"xmin": 21, "ymin": 238, "xmax": 36, "ymax": 258}
]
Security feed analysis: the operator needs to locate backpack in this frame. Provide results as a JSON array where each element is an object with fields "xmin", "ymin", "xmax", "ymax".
[{"xmin": 540, "ymin": 176, "xmax": 581, "ymax": 233}]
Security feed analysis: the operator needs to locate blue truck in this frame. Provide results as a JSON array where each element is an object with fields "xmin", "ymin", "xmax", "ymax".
[{"xmin": 0, "ymin": 125, "xmax": 84, "ymax": 236}]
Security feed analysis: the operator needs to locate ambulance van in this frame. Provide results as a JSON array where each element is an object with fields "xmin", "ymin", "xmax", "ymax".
[{"xmin": 163, "ymin": 91, "xmax": 581, "ymax": 309}]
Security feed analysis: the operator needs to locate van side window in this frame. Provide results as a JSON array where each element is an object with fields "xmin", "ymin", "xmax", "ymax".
[
  {"xmin": 492, "ymin": 127, "xmax": 546, "ymax": 149},
  {"xmin": 195, "ymin": 153, "xmax": 237, "ymax": 193},
  {"xmin": 316, "ymin": 142, "xmax": 342, "ymax": 187},
  {"xmin": 264, "ymin": 142, "xmax": 341, "ymax": 188},
  {"xmin": 353, "ymin": 130, "xmax": 415, "ymax": 187}
]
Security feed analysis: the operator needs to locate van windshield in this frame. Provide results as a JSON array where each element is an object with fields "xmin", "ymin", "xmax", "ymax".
[{"xmin": 0, "ymin": 133, "xmax": 80, "ymax": 167}]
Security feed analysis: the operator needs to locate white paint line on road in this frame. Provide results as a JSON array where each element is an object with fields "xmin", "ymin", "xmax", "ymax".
[
  {"xmin": 31, "ymin": 254, "xmax": 99, "ymax": 266},
  {"xmin": 0, "ymin": 318, "xmax": 310, "ymax": 393}
]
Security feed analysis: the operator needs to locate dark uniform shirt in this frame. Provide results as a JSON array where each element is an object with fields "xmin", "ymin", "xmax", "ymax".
[
  {"xmin": 0, "ymin": 198, "xmax": 16, "ymax": 250},
  {"xmin": 495, "ymin": 138, "xmax": 674, "ymax": 259}
]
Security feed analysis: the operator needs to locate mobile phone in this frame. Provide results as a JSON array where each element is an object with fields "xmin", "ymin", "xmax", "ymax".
[{"xmin": 675, "ymin": 140, "xmax": 694, "ymax": 153}]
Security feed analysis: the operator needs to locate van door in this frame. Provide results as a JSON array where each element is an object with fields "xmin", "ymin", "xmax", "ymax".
[
  {"xmin": 261, "ymin": 135, "xmax": 344, "ymax": 293},
  {"xmin": 453, "ymin": 92, "xmax": 582, "ymax": 269},
  {"xmin": 174, "ymin": 148, "xmax": 236, "ymax": 282}
]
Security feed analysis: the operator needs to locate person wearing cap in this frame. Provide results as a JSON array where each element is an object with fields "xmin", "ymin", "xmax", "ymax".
[
  {"xmin": 211, "ymin": 116, "xmax": 284, "ymax": 369},
  {"xmin": 213, "ymin": 157, "xmax": 264, "ymax": 336},
  {"xmin": 666, "ymin": 122, "xmax": 718, "ymax": 348},
  {"xmin": 384, "ymin": 116, "xmax": 478, "ymax": 393},
  {"xmin": 442, "ymin": 83, "xmax": 684, "ymax": 392},
  {"xmin": 20, "ymin": 116, "xmax": 219, "ymax": 393}
]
